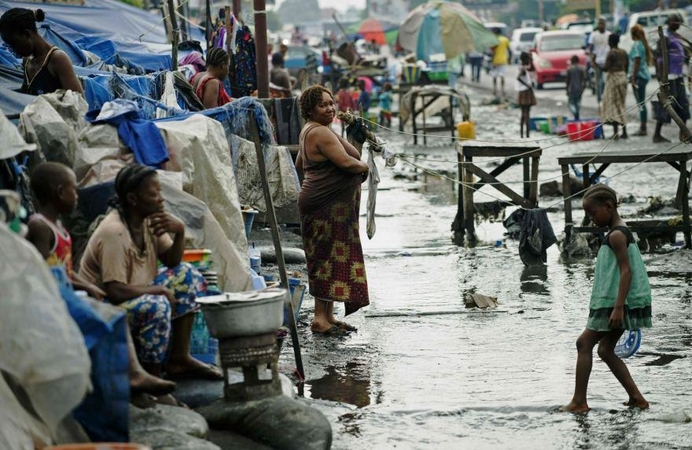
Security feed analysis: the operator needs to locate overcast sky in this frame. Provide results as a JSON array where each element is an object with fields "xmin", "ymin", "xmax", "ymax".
[{"xmin": 274, "ymin": 0, "xmax": 366, "ymax": 12}]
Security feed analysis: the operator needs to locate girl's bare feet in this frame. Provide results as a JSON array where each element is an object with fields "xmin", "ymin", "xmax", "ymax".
[
  {"xmin": 560, "ymin": 401, "xmax": 591, "ymax": 413},
  {"xmin": 624, "ymin": 397, "xmax": 649, "ymax": 409}
]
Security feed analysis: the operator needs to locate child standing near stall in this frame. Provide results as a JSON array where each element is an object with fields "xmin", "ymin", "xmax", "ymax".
[
  {"xmin": 516, "ymin": 52, "xmax": 536, "ymax": 138},
  {"xmin": 378, "ymin": 82, "xmax": 393, "ymax": 128},
  {"xmin": 562, "ymin": 185, "xmax": 651, "ymax": 413},
  {"xmin": 566, "ymin": 55, "xmax": 587, "ymax": 120}
]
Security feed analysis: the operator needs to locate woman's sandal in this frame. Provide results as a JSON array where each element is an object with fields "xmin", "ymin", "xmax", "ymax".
[{"xmin": 311, "ymin": 324, "xmax": 349, "ymax": 337}]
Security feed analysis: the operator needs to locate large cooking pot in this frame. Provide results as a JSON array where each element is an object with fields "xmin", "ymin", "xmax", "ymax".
[{"xmin": 197, "ymin": 288, "xmax": 287, "ymax": 338}]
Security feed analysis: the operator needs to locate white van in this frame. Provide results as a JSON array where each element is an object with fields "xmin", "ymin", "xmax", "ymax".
[
  {"xmin": 619, "ymin": 9, "xmax": 687, "ymax": 54},
  {"xmin": 510, "ymin": 27, "xmax": 542, "ymax": 63}
]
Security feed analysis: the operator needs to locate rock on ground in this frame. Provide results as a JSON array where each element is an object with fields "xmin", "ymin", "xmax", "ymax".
[{"xmin": 131, "ymin": 429, "xmax": 221, "ymax": 450}]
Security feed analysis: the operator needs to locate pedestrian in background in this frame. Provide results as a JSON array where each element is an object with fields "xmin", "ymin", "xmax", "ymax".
[
  {"xmin": 628, "ymin": 24, "xmax": 653, "ymax": 137},
  {"xmin": 490, "ymin": 28, "xmax": 510, "ymax": 97},
  {"xmin": 602, "ymin": 33, "xmax": 629, "ymax": 140},
  {"xmin": 587, "ymin": 18, "xmax": 611, "ymax": 107},
  {"xmin": 468, "ymin": 51, "xmax": 483, "ymax": 83},
  {"xmin": 566, "ymin": 55, "xmax": 587, "ymax": 121},
  {"xmin": 378, "ymin": 82, "xmax": 393, "ymax": 128}
]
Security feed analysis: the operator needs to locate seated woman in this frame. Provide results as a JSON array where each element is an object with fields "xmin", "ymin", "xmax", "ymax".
[
  {"xmin": 79, "ymin": 165, "xmax": 222, "ymax": 381},
  {"xmin": 191, "ymin": 47, "xmax": 232, "ymax": 109},
  {"xmin": 0, "ymin": 8, "xmax": 83, "ymax": 96}
]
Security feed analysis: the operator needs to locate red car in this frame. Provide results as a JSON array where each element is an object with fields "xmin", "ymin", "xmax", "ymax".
[{"xmin": 530, "ymin": 31, "xmax": 587, "ymax": 89}]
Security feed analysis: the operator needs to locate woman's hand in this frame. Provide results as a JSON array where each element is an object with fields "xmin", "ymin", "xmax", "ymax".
[
  {"xmin": 608, "ymin": 305, "xmax": 625, "ymax": 329},
  {"xmin": 149, "ymin": 212, "xmax": 185, "ymax": 237},
  {"xmin": 156, "ymin": 286, "xmax": 178, "ymax": 307}
]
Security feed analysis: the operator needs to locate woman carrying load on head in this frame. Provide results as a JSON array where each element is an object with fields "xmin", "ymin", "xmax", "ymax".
[
  {"xmin": 191, "ymin": 47, "xmax": 233, "ymax": 109},
  {"xmin": 0, "ymin": 8, "xmax": 83, "ymax": 96},
  {"xmin": 602, "ymin": 33, "xmax": 629, "ymax": 140},
  {"xmin": 295, "ymin": 85, "xmax": 370, "ymax": 336},
  {"xmin": 79, "ymin": 165, "xmax": 222, "ymax": 382}
]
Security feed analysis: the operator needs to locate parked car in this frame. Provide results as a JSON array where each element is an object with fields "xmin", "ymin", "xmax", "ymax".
[
  {"xmin": 530, "ymin": 31, "xmax": 588, "ymax": 89},
  {"xmin": 619, "ymin": 8, "xmax": 688, "ymax": 54},
  {"xmin": 510, "ymin": 27, "xmax": 542, "ymax": 63}
]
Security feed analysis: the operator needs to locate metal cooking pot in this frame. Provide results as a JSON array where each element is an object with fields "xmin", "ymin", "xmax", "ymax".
[{"xmin": 197, "ymin": 288, "xmax": 287, "ymax": 338}]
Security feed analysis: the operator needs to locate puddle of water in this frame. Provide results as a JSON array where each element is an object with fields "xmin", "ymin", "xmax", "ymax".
[{"xmin": 283, "ymin": 93, "xmax": 692, "ymax": 449}]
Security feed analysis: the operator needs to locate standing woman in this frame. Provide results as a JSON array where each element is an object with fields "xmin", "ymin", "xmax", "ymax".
[
  {"xmin": 191, "ymin": 47, "xmax": 232, "ymax": 109},
  {"xmin": 295, "ymin": 85, "xmax": 370, "ymax": 335},
  {"xmin": 0, "ymin": 8, "xmax": 83, "ymax": 96},
  {"xmin": 602, "ymin": 33, "xmax": 629, "ymax": 140},
  {"xmin": 628, "ymin": 25, "xmax": 653, "ymax": 136}
]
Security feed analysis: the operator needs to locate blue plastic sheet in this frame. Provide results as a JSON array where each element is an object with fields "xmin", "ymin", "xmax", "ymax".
[{"xmin": 60, "ymin": 286, "xmax": 130, "ymax": 443}]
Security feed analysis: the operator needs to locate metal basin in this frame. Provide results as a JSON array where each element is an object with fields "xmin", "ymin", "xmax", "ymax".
[{"xmin": 197, "ymin": 288, "xmax": 287, "ymax": 338}]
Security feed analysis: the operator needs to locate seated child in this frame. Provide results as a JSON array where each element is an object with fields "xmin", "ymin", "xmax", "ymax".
[{"xmin": 26, "ymin": 162, "xmax": 175, "ymax": 398}]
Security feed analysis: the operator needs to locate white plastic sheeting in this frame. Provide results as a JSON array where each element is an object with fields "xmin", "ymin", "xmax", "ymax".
[
  {"xmin": 18, "ymin": 91, "xmax": 88, "ymax": 167},
  {"xmin": 0, "ymin": 107, "xmax": 35, "ymax": 159},
  {"xmin": 0, "ymin": 224, "xmax": 90, "ymax": 448}
]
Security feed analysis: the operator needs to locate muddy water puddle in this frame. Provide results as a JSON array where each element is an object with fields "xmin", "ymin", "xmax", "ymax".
[{"xmin": 282, "ymin": 97, "xmax": 692, "ymax": 449}]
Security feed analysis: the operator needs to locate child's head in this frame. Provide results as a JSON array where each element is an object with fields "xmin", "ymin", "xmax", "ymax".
[
  {"xmin": 30, "ymin": 162, "xmax": 78, "ymax": 214},
  {"xmin": 570, "ymin": 55, "xmax": 579, "ymax": 65},
  {"xmin": 520, "ymin": 52, "xmax": 530, "ymax": 65},
  {"xmin": 582, "ymin": 185, "xmax": 618, "ymax": 227},
  {"xmin": 383, "ymin": 82, "xmax": 393, "ymax": 92},
  {"xmin": 338, "ymin": 77, "xmax": 350, "ymax": 90},
  {"xmin": 357, "ymin": 79, "xmax": 366, "ymax": 90}
]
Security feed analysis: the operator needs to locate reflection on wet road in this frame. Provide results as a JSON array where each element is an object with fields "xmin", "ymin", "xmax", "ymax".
[{"xmin": 281, "ymin": 92, "xmax": 692, "ymax": 449}]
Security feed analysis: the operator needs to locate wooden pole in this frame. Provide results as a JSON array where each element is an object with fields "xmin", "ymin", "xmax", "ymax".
[
  {"xmin": 254, "ymin": 0, "xmax": 269, "ymax": 98},
  {"xmin": 205, "ymin": 0, "xmax": 211, "ymax": 50},
  {"xmin": 233, "ymin": 0, "xmax": 242, "ymax": 17},
  {"xmin": 167, "ymin": 0, "xmax": 179, "ymax": 70},
  {"xmin": 248, "ymin": 111, "xmax": 304, "ymax": 380},
  {"xmin": 178, "ymin": 0, "xmax": 188, "ymax": 42}
]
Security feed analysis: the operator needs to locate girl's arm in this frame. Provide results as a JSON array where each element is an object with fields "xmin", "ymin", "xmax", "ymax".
[
  {"xmin": 517, "ymin": 68, "xmax": 532, "ymax": 89},
  {"xmin": 608, "ymin": 230, "xmax": 632, "ymax": 329}
]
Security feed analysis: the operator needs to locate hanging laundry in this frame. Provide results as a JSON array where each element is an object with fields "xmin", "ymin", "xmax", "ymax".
[
  {"xmin": 229, "ymin": 24, "xmax": 258, "ymax": 98},
  {"xmin": 273, "ymin": 97, "xmax": 302, "ymax": 145},
  {"xmin": 503, "ymin": 208, "xmax": 557, "ymax": 266},
  {"xmin": 86, "ymin": 99, "xmax": 169, "ymax": 168}
]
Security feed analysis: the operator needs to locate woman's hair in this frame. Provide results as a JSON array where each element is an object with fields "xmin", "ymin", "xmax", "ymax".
[
  {"xmin": 337, "ymin": 77, "xmax": 350, "ymax": 90},
  {"xmin": 608, "ymin": 33, "xmax": 620, "ymax": 48},
  {"xmin": 206, "ymin": 47, "xmax": 229, "ymax": 68},
  {"xmin": 113, "ymin": 165, "xmax": 157, "ymax": 210},
  {"xmin": 583, "ymin": 184, "xmax": 618, "ymax": 207},
  {"xmin": 630, "ymin": 24, "xmax": 653, "ymax": 66},
  {"xmin": 0, "ymin": 8, "xmax": 45, "ymax": 36},
  {"xmin": 299, "ymin": 85, "xmax": 332, "ymax": 120}
]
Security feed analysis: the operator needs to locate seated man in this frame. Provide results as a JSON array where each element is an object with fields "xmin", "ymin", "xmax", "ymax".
[{"xmin": 78, "ymin": 165, "xmax": 222, "ymax": 381}]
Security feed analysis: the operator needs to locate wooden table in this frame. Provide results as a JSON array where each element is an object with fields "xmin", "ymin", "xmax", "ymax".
[
  {"xmin": 452, "ymin": 141, "xmax": 542, "ymax": 245},
  {"xmin": 399, "ymin": 89, "xmax": 457, "ymax": 145},
  {"xmin": 557, "ymin": 148, "xmax": 692, "ymax": 247}
]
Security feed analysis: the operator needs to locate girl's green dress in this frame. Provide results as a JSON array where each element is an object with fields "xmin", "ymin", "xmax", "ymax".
[{"xmin": 587, "ymin": 226, "xmax": 652, "ymax": 331}]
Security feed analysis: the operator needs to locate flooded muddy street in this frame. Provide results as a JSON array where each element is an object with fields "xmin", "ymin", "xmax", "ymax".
[{"xmin": 279, "ymin": 87, "xmax": 692, "ymax": 449}]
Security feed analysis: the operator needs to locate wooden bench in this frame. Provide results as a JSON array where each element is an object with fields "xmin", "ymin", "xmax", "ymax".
[
  {"xmin": 557, "ymin": 148, "xmax": 692, "ymax": 247},
  {"xmin": 452, "ymin": 141, "xmax": 543, "ymax": 245}
]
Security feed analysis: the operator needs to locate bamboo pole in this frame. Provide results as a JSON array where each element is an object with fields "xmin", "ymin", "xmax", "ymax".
[{"xmin": 248, "ymin": 110, "xmax": 304, "ymax": 380}]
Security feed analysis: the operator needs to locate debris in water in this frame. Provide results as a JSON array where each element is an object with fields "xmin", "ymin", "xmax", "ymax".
[{"xmin": 464, "ymin": 293, "xmax": 498, "ymax": 309}]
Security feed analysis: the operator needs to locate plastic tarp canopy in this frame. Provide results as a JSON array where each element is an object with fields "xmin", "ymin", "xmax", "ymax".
[
  {"xmin": 0, "ymin": 88, "xmax": 34, "ymax": 118},
  {"xmin": 0, "ymin": 0, "xmax": 204, "ymax": 45}
]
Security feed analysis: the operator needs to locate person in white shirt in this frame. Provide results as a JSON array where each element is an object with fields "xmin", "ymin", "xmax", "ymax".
[{"xmin": 587, "ymin": 18, "xmax": 611, "ymax": 104}]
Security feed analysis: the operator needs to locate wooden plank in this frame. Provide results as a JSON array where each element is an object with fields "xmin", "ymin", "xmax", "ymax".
[
  {"xmin": 678, "ymin": 158, "xmax": 691, "ymax": 247},
  {"xmin": 465, "ymin": 164, "xmax": 531, "ymax": 207},
  {"xmin": 452, "ymin": 151, "xmax": 465, "ymax": 245},
  {"xmin": 471, "ymin": 156, "xmax": 521, "ymax": 190},
  {"xmin": 529, "ymin": 156, "xmax": 539, "ymax": 206},
  {"xmin": 461, "ymin": 147, "xmax": 542, "ymax": 158},
  {"xmin": 561, "ymin": 164, "xmax": 573, "ymax": 227},
  {"xmin": 558, "ymin": 150, "xmax": 692, "ymax": 165},
  {"xmin": 523, "ymin": 157, "xmax": 530, "ymax": 199},
  {"xmin": 590, "ymin": 163, "xmax": 610, "ymax": 184}
]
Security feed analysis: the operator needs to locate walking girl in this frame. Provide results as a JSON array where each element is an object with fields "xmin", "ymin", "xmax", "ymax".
[
  {"xmin": 516, "ymin": 52, "xmax": 536, "ymax": 138},
  {"xmin": 562, "ymin": 185, "xmax": 651, "ymax": 413},
  {"xmin": 602, "ymin": 34, "xmax": 629, "ymax": 139}
]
